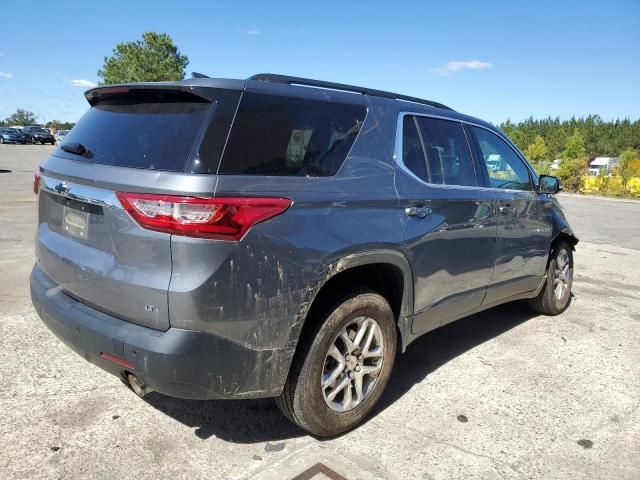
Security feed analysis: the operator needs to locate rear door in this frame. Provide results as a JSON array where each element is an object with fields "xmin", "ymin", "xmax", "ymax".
[
  {"xmin": 469, "ymin": 126, "xmax": 553, "ymax": 302},
  {"xmin": 395, "ymin": 114, "xmax": 497, "ymax": 334},
  {"xmin": 35, "ymin": 88, "xmax": 239, "ymax": 330}
]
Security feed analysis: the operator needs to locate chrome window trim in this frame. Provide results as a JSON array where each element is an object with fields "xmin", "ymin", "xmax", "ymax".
[{"xmin": 394, "ymin": 111, "xmax": 539, "ymax": 192}]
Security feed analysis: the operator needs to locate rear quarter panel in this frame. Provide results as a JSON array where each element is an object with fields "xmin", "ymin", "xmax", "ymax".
[{"xmin": 168, "ymin": 98, "xmax": 406, "ymax": 353}]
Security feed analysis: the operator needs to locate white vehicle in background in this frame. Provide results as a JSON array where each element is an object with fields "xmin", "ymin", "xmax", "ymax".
[
  {"xmin": 485, "ymin": 154, "xmax": 503, "ymax": 171},
  {"xmin": 55, "ymin": 130, "xmax": 69, "ymax": 145},
  {"xmin": 589, "ymin": 157, "xmax": 618, "ymax": 176}
]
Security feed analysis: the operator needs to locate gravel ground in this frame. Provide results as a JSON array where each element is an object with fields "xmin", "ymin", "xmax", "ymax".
[{"xmin": 0, "ymin": 145, "xmax": 638, "ymax": 480}]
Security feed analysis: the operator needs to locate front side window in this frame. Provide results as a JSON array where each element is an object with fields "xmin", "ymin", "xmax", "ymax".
[
  {"xmin": 473, "ymin": 127, "xmax": 532, "ymax": 190},
  {"xmin": 219, "ymin": 93, "xmax": 367, "ymax": 176}
]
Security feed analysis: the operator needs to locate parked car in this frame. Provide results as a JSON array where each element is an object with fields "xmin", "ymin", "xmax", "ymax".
[
  {"xmin": 0, "ymin": 127, "xmax": 30, "ymax": 144},
  {"xmin": 31, "ymin": 74, "xmax": 577, "ymax": 436},
  {"xmin": 24, "ymin": 126, "xmax": 55, "ymax": 144},
  {"xmin": 55, "ymin": 129, "xmax": 69, "ymax": 145}
]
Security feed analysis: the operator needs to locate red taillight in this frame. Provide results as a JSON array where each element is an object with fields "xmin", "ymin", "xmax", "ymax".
[
  {"xmin": 33, "ymin": 173, "xmax": 41, "ymax": 195},
  {"xmin": 116, "ymin": 192, "xmax": 292, "ymax": 240}
]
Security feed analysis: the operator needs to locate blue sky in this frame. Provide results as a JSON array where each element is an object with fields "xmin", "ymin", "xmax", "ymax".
[{"xmin": 1, "ymin": 0, "xmax": 638, "ymax": 124}]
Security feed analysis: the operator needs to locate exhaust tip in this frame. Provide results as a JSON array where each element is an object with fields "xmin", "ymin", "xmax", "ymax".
[{"xmin": 127, "ymin": 373, "xmax": 152, "ymax": 398}]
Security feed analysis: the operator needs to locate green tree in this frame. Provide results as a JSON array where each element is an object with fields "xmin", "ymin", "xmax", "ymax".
[
  {"xmin": 557, "ymin": 158, "xmax": 588, "ymax": 193},
  {"xmin": 4, "ymin": 108, "xmax": 38, "ymax": 126},
  {"xmin": 524, "ymin": 135, "xmax": 549, "ymax": 162},
  {"xmin": 561, "ymin": 130, "xmax": 587, "ymax": 160},
  {"xmin": 98, "ymin": 32, "xmax": 189, "ymax": 85},
  {"xmin": 617, "ymin": 148, "xmax": 640, "ymax": 190}
]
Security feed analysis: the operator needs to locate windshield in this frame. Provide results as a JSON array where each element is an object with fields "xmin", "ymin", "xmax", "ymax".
[
  {"xmin": 57, "ymin": 95, "xmax": 211, "ymax": 171},
  {"xmin": 32, "ymin": 128, "xmax": 48, "ymax": 133}
]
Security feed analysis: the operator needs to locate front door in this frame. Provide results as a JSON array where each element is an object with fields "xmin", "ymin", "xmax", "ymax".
[
  {"xmin": 395, "ymin": 115, "xmax": 497, "ymax": 334},
  {"xmin": 469, "ymin": 126, "xmax": 553, "ymax": 303}
]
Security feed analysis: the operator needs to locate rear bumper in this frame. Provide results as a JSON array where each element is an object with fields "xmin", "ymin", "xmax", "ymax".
[{"xmin": 30, "ymin": 265, "xmax": 289, "ymax": 399}]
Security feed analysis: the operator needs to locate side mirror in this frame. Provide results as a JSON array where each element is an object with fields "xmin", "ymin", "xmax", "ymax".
[{"xmin": 537, "ymin": 175, "xmax": 561, "ymax": 194}]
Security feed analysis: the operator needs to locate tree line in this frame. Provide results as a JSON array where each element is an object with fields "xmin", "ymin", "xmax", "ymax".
[
  {"xmin": 499, "ymin": 115, "xmax": 640, "ymax": 161},
  {"xmin": 498, "ymin": 116, "xmax": 640, "ymax": 193}
]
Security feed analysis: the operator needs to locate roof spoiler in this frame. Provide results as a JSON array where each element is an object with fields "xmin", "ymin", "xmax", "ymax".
[{"xmin": 84, "ymin": 83, "xmax": 217, "ymax": 106}]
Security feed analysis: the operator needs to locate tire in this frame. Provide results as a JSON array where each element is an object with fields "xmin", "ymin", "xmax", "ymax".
[
  {"xmin": 529, "ymin": 241, "xmax": 573, "ymax": 315},
  {"xmin": 276, "ymin": 290, "xmax": 397, "ymax": 437}
]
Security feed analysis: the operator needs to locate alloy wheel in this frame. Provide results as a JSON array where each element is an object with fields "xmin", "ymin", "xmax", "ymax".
[
  {"xmin": 553, "ymin": 248, "xmax": 572, "ymax": 300},
  {"xmin": 321, "ymin": 316, "xmax": 384, "ymax": 412}
]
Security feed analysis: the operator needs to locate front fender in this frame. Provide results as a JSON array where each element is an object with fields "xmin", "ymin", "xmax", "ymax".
[{"xmin": 550, "ymin": 197, "xmax": 579, "ymax": 247}]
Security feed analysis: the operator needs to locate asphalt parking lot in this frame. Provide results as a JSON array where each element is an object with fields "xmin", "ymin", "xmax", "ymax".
[{"xmin": 0, "ymin": 144, "xmax": 638, "ymax": 480}]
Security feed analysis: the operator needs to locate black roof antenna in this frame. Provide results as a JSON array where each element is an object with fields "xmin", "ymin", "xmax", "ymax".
[{"xmin": 191, "ymin": 72, "xmax": 210, "ymax": 79}]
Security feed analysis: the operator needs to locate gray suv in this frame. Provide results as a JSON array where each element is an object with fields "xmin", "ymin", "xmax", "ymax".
[{"xmin": 31, "ymin": 74, "xmax": 577, "ymax": 436}]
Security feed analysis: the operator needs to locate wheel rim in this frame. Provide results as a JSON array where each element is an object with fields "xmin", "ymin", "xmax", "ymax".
[
  {"xmin": 321, "ymin": 316, "xmax": 384, "ymax": 412},
  {"xmin": 553, "ymin": 248, "xmax": 572, "ymax": 301}
]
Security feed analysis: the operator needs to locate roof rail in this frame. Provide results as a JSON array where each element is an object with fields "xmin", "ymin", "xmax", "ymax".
[{"xmin": 248, "ymin": 73, "xmax": 454, "ymax": 111}]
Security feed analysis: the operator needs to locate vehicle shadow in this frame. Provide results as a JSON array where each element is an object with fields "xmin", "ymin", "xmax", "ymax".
[
  {"xmin": 373, "ymin": 302, "xmax": 537, "ymax": 416},
  {"xmin": 144, "ymin": 302, "xmax": 537, "ymax": 443},
  {"xmin": 143, "ymin": 390, "xmax": 299, "ymax": 443}
]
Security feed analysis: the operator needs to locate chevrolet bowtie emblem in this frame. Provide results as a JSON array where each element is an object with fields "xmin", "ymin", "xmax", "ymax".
[{"xmin": 54, "ymin": 182, "xmax": 69, "ymax": 194}]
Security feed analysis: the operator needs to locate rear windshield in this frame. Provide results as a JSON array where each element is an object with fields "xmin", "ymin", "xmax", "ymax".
[
  {"xmin": 218, "ymin": 92, "xmax": 367, "ymax": 176},
  {"xmin": 56, "ymin": 94, "xmax": 211, "ymax": 171}
]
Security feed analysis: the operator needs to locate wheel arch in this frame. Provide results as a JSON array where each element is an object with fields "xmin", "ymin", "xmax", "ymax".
[
  {"xmin": 284, "ymin": 250, "xmax": 414, "ymax": 368},
  {"xmin": 553, "ymin": 227, "xmax": 579, "ymax": 250},
  {"xmin": 312, "ymin": 250, "xmax": 414, "ymax": 319},
  {"xmin": 550, "ymin": 201, "xmax": 579, "ymax": 250}
]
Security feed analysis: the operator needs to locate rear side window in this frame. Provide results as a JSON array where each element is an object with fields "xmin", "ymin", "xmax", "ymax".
[
  {"xmin": 57, "ymin": 93, "xmax": 211, "ymax": 171},
  {"xmin": 400, "ymin": 115, "xmax": 477, "ymax": 187},
  {"xmin": 219, "ymin": 92, "xmax": 367, "ymax": 176}
]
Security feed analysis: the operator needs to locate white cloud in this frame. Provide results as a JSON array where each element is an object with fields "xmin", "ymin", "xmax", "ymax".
[
  {"xmin": 243, "ymin": 29, "xmax": 260, "ymax": 35},
  {"xmin": 70, "ymin": 79, "xmax": 97, "ymax": 88},
  {"xmin": 431, "ymin": 60, "xmax": 493, "ymax": 76},
  {"xmin": 0, "ymin": 71, "xmax": 13, "ymax": 78}
]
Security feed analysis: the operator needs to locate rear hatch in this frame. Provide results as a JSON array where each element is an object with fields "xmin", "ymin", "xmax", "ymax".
[{"xmin": 35, "ymin": 84, "xmax": 241, "ymax": 330}]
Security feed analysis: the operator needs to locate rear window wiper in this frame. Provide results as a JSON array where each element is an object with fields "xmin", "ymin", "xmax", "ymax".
[{"xmin": 61, "ymin": 142, "xmax": 93, "ymax": 159}]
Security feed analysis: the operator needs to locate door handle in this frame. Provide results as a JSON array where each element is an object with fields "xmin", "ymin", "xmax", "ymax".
[
  {"xmin": 499, "ymin": 205, "xmax": 516, "ymax": 214},
  {"xmin": 405, "ymin": 206, "xmax": 432, "ymax": 218}
]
